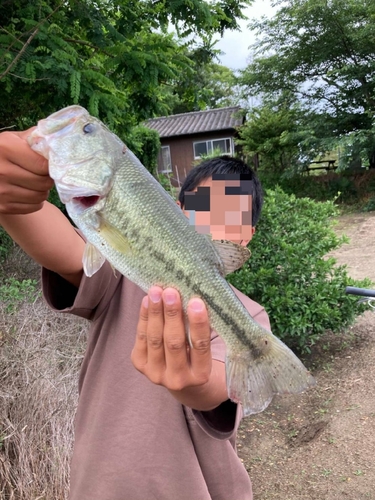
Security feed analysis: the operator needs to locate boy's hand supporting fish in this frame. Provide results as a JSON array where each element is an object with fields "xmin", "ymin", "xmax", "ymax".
[{"xmin": 132, "ymin": 286, "xmax": 228, "ymax": 412}]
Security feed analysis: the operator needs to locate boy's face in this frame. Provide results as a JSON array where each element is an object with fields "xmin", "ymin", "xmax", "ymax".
[{"xmin": 180, "ymin": 175, "xmax": 255, "ymax": 246}]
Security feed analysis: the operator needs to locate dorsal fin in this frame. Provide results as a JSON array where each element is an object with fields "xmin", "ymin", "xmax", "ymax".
[{"xmin": 212, "ymin": 239, "xmax": 251, "ymax": 276}]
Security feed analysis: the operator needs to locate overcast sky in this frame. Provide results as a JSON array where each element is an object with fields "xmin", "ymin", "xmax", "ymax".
[{"xmin": 215, "ymin": 0, "xmax": 277, "ymax": 70}]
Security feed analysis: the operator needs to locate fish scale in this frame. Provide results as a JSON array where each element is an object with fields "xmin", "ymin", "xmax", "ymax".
[{"xmin": 29, "ymin": 105, "xmax": 316, "ymax": 416}]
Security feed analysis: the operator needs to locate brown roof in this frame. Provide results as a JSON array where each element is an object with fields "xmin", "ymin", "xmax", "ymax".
[{"xmin": 144, "ymin": 106, "xmax": 244, "ymax": 138}]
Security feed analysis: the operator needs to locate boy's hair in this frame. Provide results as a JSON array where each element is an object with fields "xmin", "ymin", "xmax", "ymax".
[{"xmin": 178, "ymin": 156, "xmax": 264, "ymax": 226}]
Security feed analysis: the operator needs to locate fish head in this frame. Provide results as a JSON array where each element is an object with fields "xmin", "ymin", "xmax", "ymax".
[{"xmin": 28, "ymin": 105, "xmax": 124, "ymax": 221}]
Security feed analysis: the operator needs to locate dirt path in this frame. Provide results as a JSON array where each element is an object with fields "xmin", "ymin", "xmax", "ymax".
[
  {"xmin": 329, "ymin": 212, "xmax": 375, "ymax": 281},
  {"xmin": 239, "ymin": 212, "xmax": 375, "ymax": 500}
]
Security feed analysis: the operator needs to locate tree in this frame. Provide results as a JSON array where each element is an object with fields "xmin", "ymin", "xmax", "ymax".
[
  {"xmin": 0, "ymin": 0, "xmax": 252, "ymax": 134},
  {"xmin": 237, "ymin": 92, "xmax": 319, "ymax": 174},
  {"xmin": 239, "ymin": 0, "xmax": 375, "ymax": 167},
  {"xmin": 163, "ymin": 39, "xmax": 240, "ymax": 114}
]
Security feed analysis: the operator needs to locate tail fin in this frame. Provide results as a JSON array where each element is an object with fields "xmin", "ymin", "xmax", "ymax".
[{"xmin": 226, "ymin": 334, "xmax": 315, "ymax": 417}]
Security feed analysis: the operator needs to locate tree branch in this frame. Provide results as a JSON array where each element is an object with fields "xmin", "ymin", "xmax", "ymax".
[
  {"xmin": 0, "ymin": 2, "xmax": 63, "ymax": 81},
  {"xmin": 8, "ymin": 71, "xmax": 49, "ymax": 81},
  {"xmin": 0, "ymin": 28, "xmax": 39, "ymax": 80}
]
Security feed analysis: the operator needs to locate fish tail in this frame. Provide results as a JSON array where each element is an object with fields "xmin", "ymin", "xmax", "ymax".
[{"xmin": 226, "ymin": 333, "xmax": 316, "ymax": 417}]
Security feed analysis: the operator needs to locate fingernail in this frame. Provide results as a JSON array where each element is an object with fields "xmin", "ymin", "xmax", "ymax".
[
  {"xmin": 189, "ymin": 298, "xmax": 204, "ymax": 312},
  {"xmin": 149, "ymin": 289, "xmax": 162, "ymax": 303},
  {"xmin": 164, "ymin": 290, "xmax": 176, "ymax": 305},
  {"xmin": 142, "ymin": 296, "xmax": 149, "ymax": 309}
]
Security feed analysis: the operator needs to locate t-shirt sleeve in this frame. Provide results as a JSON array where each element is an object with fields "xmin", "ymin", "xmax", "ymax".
[
  {"xmin": 192, "ymin": 286, "xmax": 272, "ymax": 439},
  {"xmin": 42, "ymin": 261, "xmax": 121, "ymax": 321}
]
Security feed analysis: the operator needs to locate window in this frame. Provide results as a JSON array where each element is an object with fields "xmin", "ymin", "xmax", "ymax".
[
  {"xmin": 157, "ymin": 145, "xmax": 172, "ymax": 173},
  {"xmin": 193, "ymin": 138, "xmax": 233, "ymax": 159}
]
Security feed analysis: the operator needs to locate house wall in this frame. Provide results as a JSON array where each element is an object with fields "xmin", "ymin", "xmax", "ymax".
[{"xmin": 160, "ymin": 130, "xmax": 238, "ymax": 186}]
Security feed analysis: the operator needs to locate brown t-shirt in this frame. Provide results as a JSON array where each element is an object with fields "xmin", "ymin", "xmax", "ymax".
[{"xmin": 42, "ymin": 263, "xmax": 271, "ymax": 500}]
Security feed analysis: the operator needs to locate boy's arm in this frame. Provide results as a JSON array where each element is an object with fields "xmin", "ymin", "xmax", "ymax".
[
  {"xmin": 0, "ymin": 130, "xmax": 84, "ymax": 287},
  {"xmin": 0, "ymin": 204, "xmax": 84, "ymax": 287}
]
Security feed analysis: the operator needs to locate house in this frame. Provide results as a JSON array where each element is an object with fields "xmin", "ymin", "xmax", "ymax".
[{"xmin": 144, "ymin": 106, "xmax": 245, "ymax": 185}]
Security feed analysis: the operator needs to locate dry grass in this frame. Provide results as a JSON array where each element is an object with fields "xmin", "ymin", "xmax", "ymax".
[{"xmin": 0, "ymin": 252, "xmax": 88, "ymax": 500}]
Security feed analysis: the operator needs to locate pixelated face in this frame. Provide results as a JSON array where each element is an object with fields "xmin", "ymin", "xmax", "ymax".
[{"xmin": 182, "ymin": 174, "xmax": 254, "ymax": 246}]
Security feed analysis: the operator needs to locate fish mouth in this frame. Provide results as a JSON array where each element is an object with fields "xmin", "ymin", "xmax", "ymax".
[{"xmin": 69, "ymin": 195, "xmax": 102, "ymax": 214}]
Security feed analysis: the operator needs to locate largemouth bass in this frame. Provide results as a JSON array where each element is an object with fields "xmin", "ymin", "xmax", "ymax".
[{"xmin": 29, "ymin": 105, "xmax": 315, "ymax": 416}]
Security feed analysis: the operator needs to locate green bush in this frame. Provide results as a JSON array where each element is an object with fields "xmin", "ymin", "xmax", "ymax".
[
  {"xmin": 227, "ymin": 188, "xmax": 372, "ymax": 353},
  {"xmin": 0, "ymin": 278, "xmax": 39, "ymax": 313},
  {"xmin": 0, "ymin": 227, "xmax": 12, "ymax": 263},
  {"xmin": 125, "ymin": 125, "xmax": 160, "ymax": 176},
  {"xmin": 48, "ymin": 186, "xmax": 66, "ymax": 212},
  {"xmin": 258, "ymin": 169, "xmax": 375, "ymax": 205},
  {"xmin": 362, "ymin": 196, "xmax": 375, "ymax": 212},
  {"xmin": 156, "ymin": 172, "xmax": 179, "ymax": 200}
]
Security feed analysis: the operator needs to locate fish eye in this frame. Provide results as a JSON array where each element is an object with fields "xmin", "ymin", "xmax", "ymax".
[{"xmin": 83, "ymin": 123, "xmax": 95, "ymax": 134}]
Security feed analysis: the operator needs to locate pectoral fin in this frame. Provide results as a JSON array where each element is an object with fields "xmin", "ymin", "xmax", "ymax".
[
  {"xmin": 98, "ymin": 216, "xmax": 132, "ymax": 255},
  {"xmin": 212, "ymin": 239, "xmax": 251, "ymax": 275},
  {"xmin": 83, "ymin": 242, "xmax": 106, "ymax": 277}
]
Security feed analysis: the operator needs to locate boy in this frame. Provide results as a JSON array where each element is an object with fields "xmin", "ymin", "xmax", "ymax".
[{"xmin": 0, "ymin": 130, "xmax": 270, "ymax": 500}]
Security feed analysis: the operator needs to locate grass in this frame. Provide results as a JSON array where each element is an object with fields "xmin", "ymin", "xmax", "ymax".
[{"xmin": 0, "ymin": 251, "xmax": 88, "ymax": 500}]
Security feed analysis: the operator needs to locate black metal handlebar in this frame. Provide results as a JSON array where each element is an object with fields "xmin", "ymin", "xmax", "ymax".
[{"xmin": 345, "ymin": 286, "xmax": 375, "ymax": 298}]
